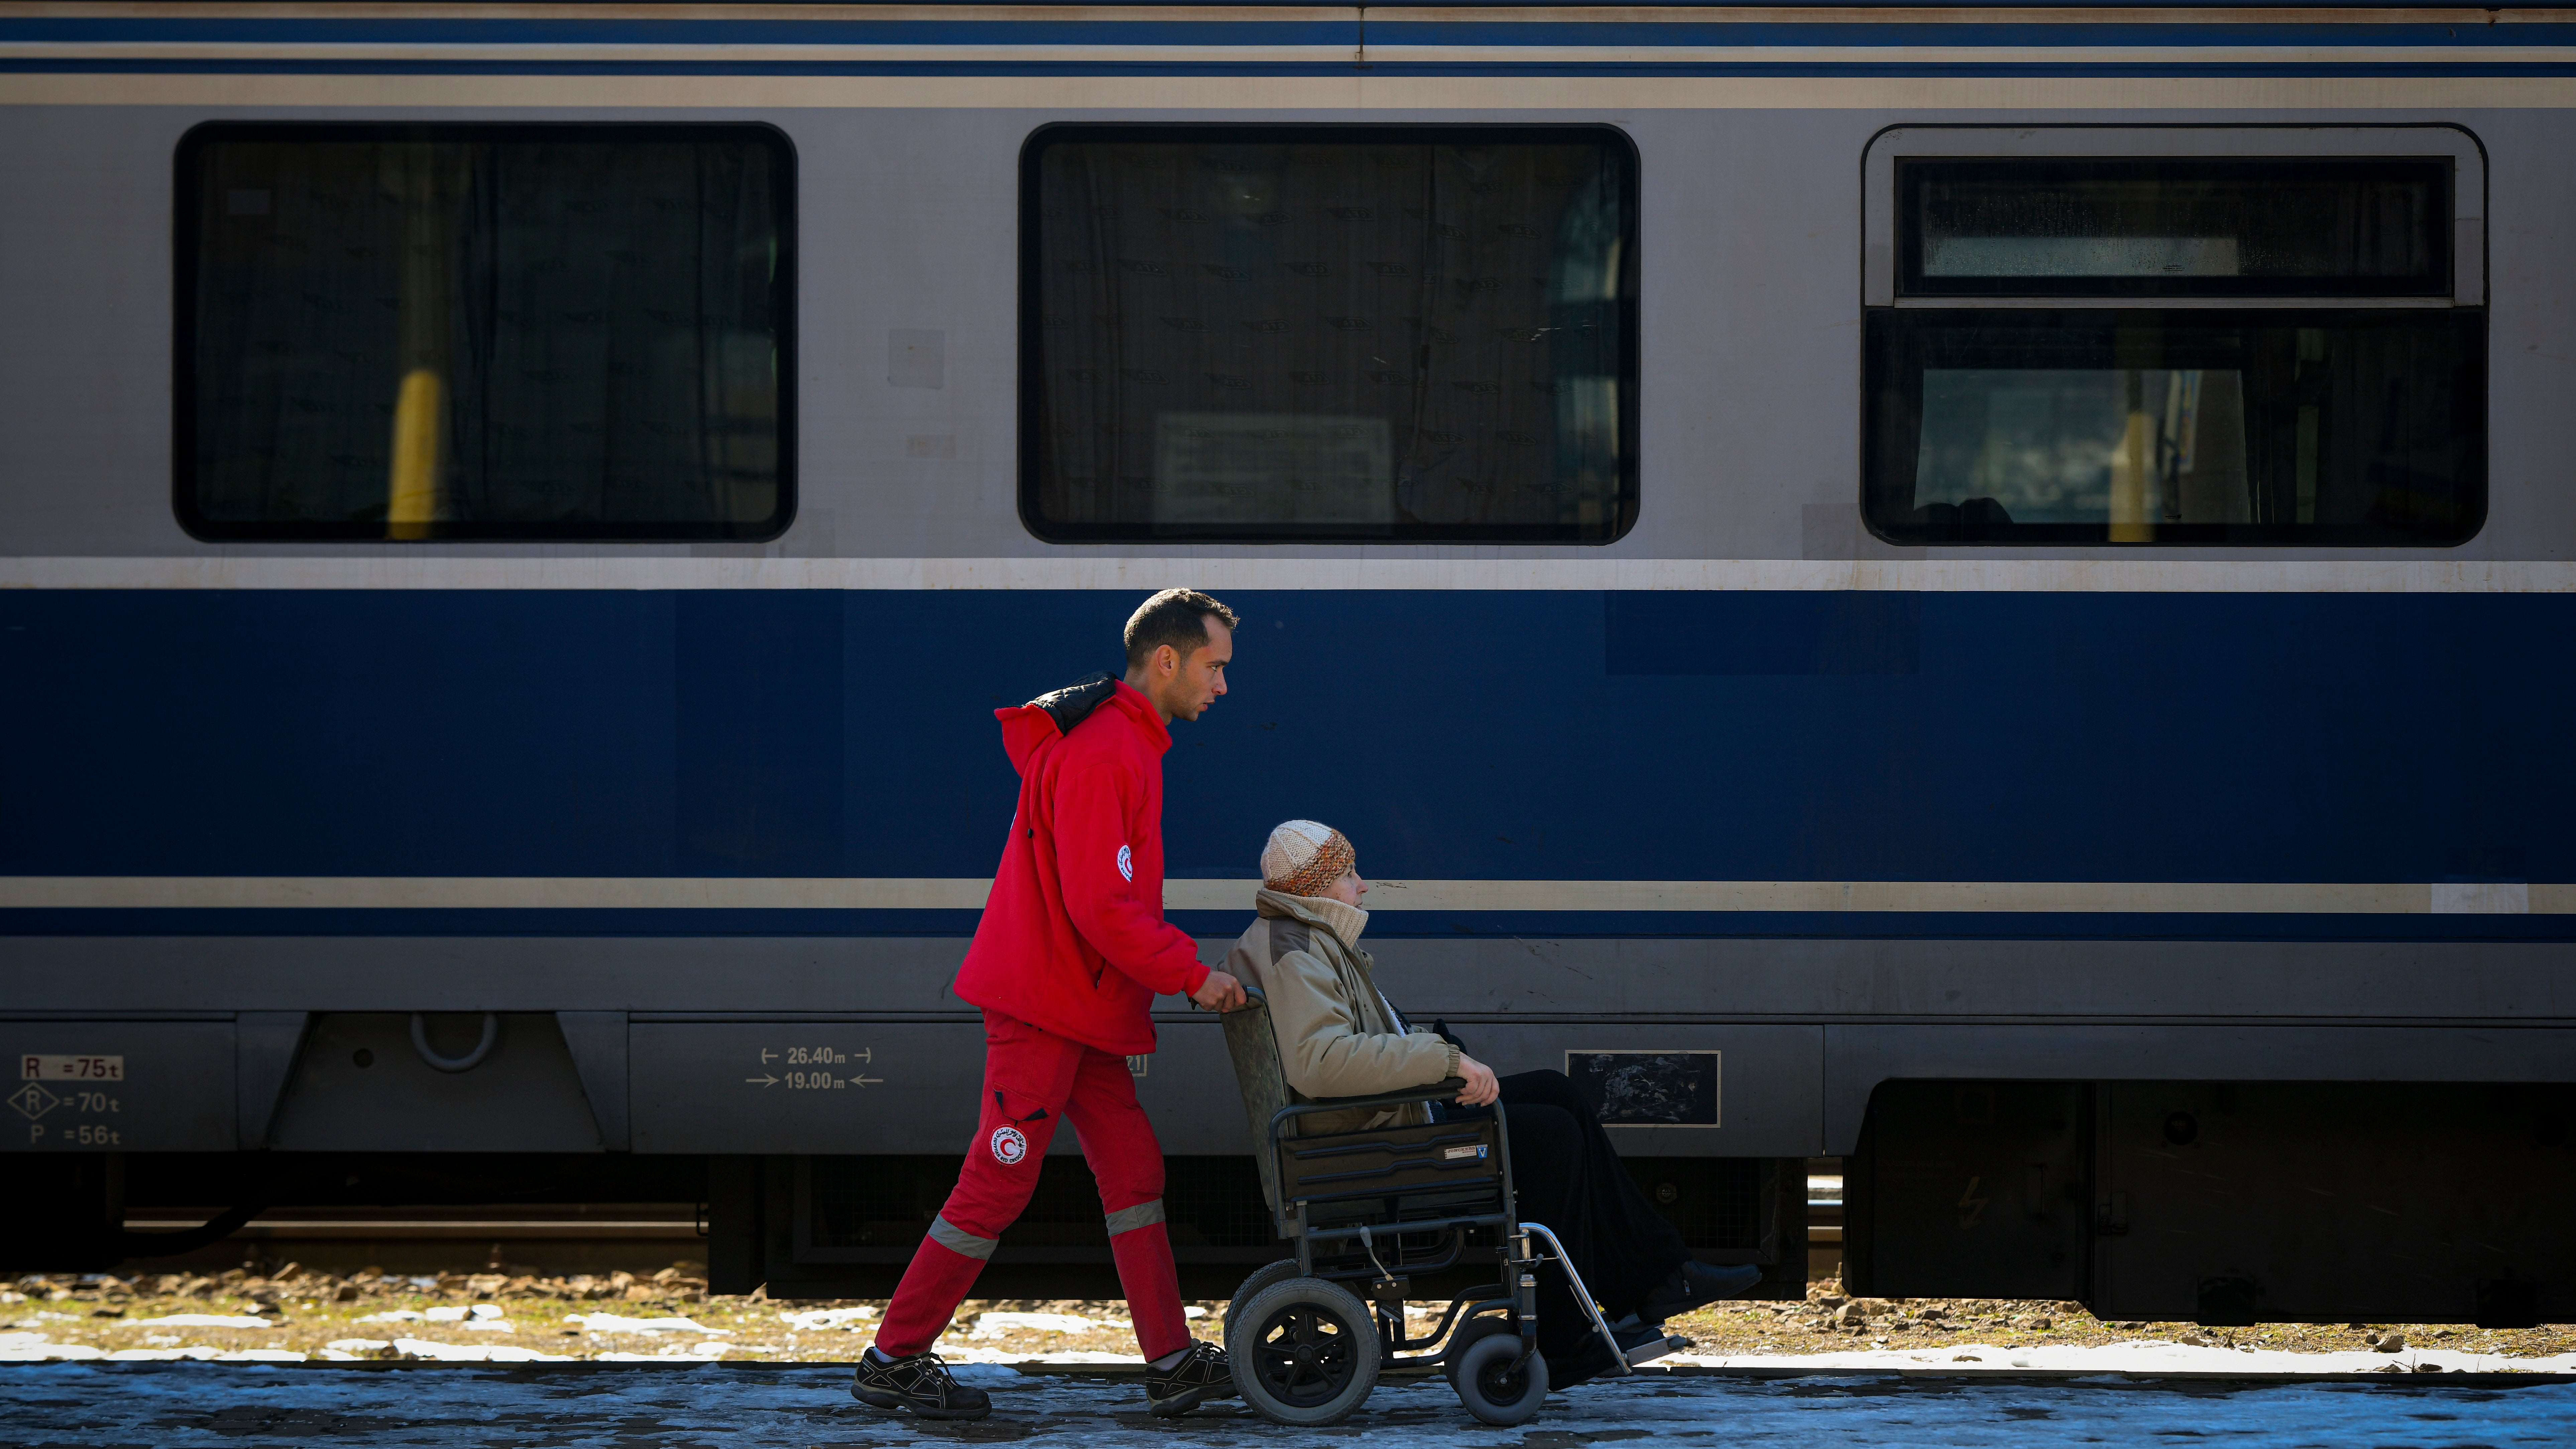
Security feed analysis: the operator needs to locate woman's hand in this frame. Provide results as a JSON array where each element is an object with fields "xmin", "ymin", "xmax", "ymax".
[{"xmin": 1454, "ymin": 1054, "xmax": 1500, "ymax": 1107}]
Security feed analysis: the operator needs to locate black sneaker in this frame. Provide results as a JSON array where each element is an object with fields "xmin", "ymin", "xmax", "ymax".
[
  {"xmin": 1636, "ymin": 1259, "xmax": 1764, "ymax": 1322},
  {"xmin": 1144, "ymin": 1340, "xmax": 1236, "ymax": 1417},
  {"xmin": 850, "ymin": 1348, "xmax": 992, "ymax": 1420}
]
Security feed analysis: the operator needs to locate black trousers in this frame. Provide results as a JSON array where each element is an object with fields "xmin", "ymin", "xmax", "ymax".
[{"xmin": 1467, "ymin": 1070, "xmax": 1690, "ymax": 1356}]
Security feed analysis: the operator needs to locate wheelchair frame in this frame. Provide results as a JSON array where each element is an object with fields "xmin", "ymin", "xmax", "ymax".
[{"xmin": 1261, "ymin": 1085, "xmax": 1639, "ymax": 1381}]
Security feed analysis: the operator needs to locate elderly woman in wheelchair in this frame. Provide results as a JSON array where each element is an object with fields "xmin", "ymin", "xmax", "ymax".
[{"xmin": 1211, "ymin": 820, "xmax": 1761, "ymax": 1425}]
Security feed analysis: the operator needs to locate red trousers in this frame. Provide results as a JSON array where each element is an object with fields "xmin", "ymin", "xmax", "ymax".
[{"xmin": 873, "ymin": 1010, "xmax": 1190, "ymax": 1361}]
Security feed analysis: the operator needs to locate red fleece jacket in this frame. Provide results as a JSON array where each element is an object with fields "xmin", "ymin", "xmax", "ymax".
[{"xmin": 951, "ymin": 680, "xmax": 1211, "ymax": 1056}]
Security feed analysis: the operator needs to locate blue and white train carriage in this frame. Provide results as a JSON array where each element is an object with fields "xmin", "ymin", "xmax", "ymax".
[{"xmin": 1, "ymin": 1, "xmax": 2570, "ymax": 1326}]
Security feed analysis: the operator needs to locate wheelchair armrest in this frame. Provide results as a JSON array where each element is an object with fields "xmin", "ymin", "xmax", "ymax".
[
  {"xmin": 1305, "ymin": 1078, "xmax": 1466, "ymax": 1111},
  {"xmin": 1272, "ymin": 1079, "xmax": 1467, "ymax": 1133}
]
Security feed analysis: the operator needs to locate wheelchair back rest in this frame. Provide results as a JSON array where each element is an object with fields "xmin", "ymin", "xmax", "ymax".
[
  {"xmin": 1218, "ymin": 994, "xmax": 1293, "ymax": 1214},
  {"xmin": 1278, "ymin": 1119, "xmax": 1507, "ymax": 1215}
]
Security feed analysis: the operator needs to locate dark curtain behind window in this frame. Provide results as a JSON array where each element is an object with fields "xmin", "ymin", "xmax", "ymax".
[
  {"xmin": 186, "ymin": 129, "xmax": 787, "ymax": 540},
  {"xmin": 1027, "ymin": 134, "xmax": 1637, "ymax": 542}
]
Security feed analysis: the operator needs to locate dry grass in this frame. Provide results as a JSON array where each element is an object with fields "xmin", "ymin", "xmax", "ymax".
[
  {"xmin": 10, "ymin": 1269, "xmax": 2570, "ymax": 1366},
  {"xmin": 1661, "ymin": 1278, "xmax": 2576, "ymax": 1361}
]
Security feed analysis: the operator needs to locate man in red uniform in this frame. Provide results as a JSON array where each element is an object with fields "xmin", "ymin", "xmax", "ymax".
[{"xmin": 854, "ymin": 589, "xmax": 1249, "ymax": 1421}]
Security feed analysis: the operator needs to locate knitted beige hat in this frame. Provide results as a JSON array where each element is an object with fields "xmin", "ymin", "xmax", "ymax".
[{"xmin": 1261, "ymin": 819, "xmax": 1355, "ymax": 897}]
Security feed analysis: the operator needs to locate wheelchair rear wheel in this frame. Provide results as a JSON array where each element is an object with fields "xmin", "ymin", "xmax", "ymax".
[
  {"xmin": 1226, "ymin": 1276, "xmax": 1381, "ymax": 1426},
  {"xmin": 1446, "ymin": 1317, "xmax": 1549, "ymax": 1426},
  {"xmin": 1220, "ymin": 1258, "xmax": 1306, "ymax": 1347}
]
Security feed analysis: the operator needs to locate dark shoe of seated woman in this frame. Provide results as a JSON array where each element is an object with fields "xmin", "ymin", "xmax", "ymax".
[
  {"xmin": 1635, "ymin": 1259, "xmax": 1765, "ymax": 1322},
  {"xmin": 1545, "ymin": 1320, "xmax": 1692, "ymax": 1391}
]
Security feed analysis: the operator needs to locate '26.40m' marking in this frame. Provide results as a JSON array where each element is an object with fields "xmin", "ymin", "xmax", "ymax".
[{"xmin": 745, "ymin": 1046, "xmax": 881, "ymax": 1090}]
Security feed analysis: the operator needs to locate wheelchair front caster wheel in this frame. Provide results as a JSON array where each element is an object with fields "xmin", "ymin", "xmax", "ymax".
[
  {"xmin": 1227, "ymin": 1276, "xmax": 1380, "ymax": 1426},
  {"xmin": 1449, "ymin": 1323, "xmax": 1550, "ymax": 1426}
]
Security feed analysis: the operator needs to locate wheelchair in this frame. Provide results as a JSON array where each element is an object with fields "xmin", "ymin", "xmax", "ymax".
[{"xmin": 1216, "ymin": 989, "xmax": 1678, "ymax": 1426}]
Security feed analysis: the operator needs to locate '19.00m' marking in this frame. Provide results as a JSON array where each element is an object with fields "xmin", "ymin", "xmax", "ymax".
[{"xmin": 746, "ymin": 1045, "xmax": 881, "ymax": 1090}]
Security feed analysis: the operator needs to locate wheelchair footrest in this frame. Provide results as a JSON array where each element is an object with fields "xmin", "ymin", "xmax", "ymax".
[{"xmin": 1620, "ymin": 1332, "xmax": 1691, "ymax": 1369}]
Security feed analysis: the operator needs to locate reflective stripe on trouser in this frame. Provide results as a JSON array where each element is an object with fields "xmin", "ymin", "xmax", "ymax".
[
  {"xmin": 928, "ymin": 1214, "xmax": 999, "ymax": 1262},
  {"xmin": 873, "ymin": 1012, "xmax": 1191, "ymax": 1361},
  {"xmin": 1104, "ymin": 1198, "xmax": 1165, "ymax": 1236}
]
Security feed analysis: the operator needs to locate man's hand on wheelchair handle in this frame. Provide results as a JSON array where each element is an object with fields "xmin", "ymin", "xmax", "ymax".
[
  {"xmin": 1190, "ymin": 968, "xmax": 1248, "ymax": 1012},
  {"xmin": 1454, "ymin": 1053, "xmax": 1500, "ymax": 1107}
]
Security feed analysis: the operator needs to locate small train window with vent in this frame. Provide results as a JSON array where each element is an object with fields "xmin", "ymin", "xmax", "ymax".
[
  {"xmin": 1020, "ymin": 125, "xmax": 1640, "ymax": 544},
  {"xmin": 1861, "ymin": 130, "xmax": 2484, "ymax": 547},
  {"xmin": 176, "ymin": 123, "xmax": 794, "ymax": 542}
]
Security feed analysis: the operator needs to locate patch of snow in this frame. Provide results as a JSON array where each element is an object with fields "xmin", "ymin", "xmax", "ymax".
[
  {"xmin": 566, "ymin": 1312, "xmax": 729, "ymax": 1335},
  {"xmin": 389, "ymin": 1337, "xmax": 573, "ymax": 1363},
  {"xmin": 358, "ymin": 1310, "xmax": 425, "ymax": 1323},
  {"xmin": 934, "ymin": 1345, "xmax": 1147, "ymax": 1366},
  {"xmin": 1183, "ymin": 1306, "xmax": 1207, "ymax": 1320},
  {"xmin": 1659, "ymin": 1340, "xmax": 2576, "ymax": 1376},
  {"xmin": 423, "ymin": 1306, "xmax": 470, "ymax": 1322},
  {"xmin": 972, "ymin": 1312, "xmax": 1095, "ymax": 1337},
  {"xmin": 593, "ymin": 1341, "xmax": 735, "ymax": 1362},
  {"xmin": 0, "ymin": 1334, "xmax": 103, "ymax": 1361},
  {"xmin": 778, "ymin": 1307, "xmax": 876, "ymax": 1331},
  {"xmin": 132, "ymin": 1314, "xmax": 271, "ymax": 1329},
  {"xmin": 327, "ymin": 1339, "xmax": 391, "ymax": 1352},
  {"xmin": 317, "ymin": 1350, "xmax": 362, "ymax": 1361},
  {"xmin": 102, "ymin": 1348, "xmax": 224, "ymax": 1361},
  {"xmin": 211, "ymin": 1349, "xmax": 306, "ymax": 1363},
  {"xmin": 469, "ymin": 1304, "xmax": 506, "ymax": 1320}
]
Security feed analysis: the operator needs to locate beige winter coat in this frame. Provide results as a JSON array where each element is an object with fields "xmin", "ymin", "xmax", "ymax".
[{"xmin": 1224, "ymin": 888, "xmax": 1461, "ymax": 1137}]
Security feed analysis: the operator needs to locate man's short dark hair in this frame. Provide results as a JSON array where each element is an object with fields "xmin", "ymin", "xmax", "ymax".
[{"xmin": 1124, "ymin": 589, "xmax": 1239, "ymax": 671}]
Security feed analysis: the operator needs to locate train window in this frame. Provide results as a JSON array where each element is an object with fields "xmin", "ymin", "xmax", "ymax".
[
  {"xmin": 176, "ymin": 123, "xmax": 793, "ymax": 542},
  {"xmin": 1019, "ymin": 126, "xmax": 1639, "ymax": 543},
  {"xmin": 1865, "ymin": 311, "xmax": 2484, "ymax": 544},
  {"xmin": 1900, "ymin": 159, "xmax": 2452, "ymax": 299},
  {"xmin": 1863, "ymin": 138, "xmax": 2483, "ymax": 546}
]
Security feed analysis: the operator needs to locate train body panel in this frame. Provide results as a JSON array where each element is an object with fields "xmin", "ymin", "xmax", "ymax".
[{"xmin": 1, "ymin": 3, "xmax": 2569, "ymax": 1317}]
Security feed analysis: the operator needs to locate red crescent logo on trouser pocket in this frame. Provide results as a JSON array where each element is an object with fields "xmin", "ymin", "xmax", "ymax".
[{"xmin": 990, "ymin": 1124, "xmax": 1028, "ymax": 1166}]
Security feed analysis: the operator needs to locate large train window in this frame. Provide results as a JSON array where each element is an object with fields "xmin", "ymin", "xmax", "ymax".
[
  {"xmin": 176, "ymin": 123, "xmax": 793, "ymax": 542},
  {"xmin": 1861, "ymin": 129, "xmax": 2484, "ymax": 546},
  {"xmin": 1019, "ymin": 125, "xmax": 1639, "ymax": 544}
]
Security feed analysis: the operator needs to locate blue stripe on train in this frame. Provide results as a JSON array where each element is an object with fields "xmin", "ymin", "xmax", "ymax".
[{"xmin": 0, "ymin": 589, "xmax": 2567, "ymax": 891}]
